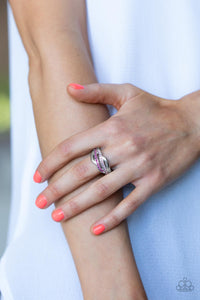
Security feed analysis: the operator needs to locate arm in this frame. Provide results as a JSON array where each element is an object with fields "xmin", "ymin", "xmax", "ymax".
[{"xmin": 9, "ymin": 1, "xmax": 147, "ymax": 299}]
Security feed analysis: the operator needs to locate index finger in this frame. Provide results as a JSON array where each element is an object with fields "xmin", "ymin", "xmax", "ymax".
[{"xmin": 33, "ymin": 121, "xmax": 106, "ymax": 183}]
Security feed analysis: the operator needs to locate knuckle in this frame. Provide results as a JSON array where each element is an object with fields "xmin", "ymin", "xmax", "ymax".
[
  {"xmin": 68, "ymin": 199, "xmax": 80, "ymax": 215},
  {"xmin": 72, "ymin": 162, "xmax": 89, "ymax": 180},
  {"xmin": 93, "ymin": 83, "xmax": 103, "ymax": 100},
  {"xmin": 123, "ymin": 83, "xmax": 133, "ymax": 91},
  {"xmin": 95, "ymin": 181, "xmax": 110, "ymax": 198},
  {"xmin": 58, "ymin": 139, "xmax": 72, "ymax": 157},
  {"xmin": 108, "ymin": 212, "xmax": 120, "ymax": 226},
  {"xmin": 123, "ymin": 195, "xmax": 141, "ymax": 214},
  {"xmin": 48, "ymin": 183, "xmax": 61, "ymax": 198},
  {"xmin": 135, "ymin": 152, "xmax": 155, "ymax": 174},
  {"xmin": 124, "ymin": 134, "xmax": 147, "ymax": 155},
  {"xmin": 130, "ymin": 197, "xmax": 140, "ymax": 211},
  {"xmin": 123, "ymin": 83, "xmax": 134, "ymax": 99},
  {"xmin": 138, "ymin": 152, "xmax": 152, "ymax": 166},
  {"xmin": 106, "ymin": 116, "xmax": 124, "ymax": 136},
  {"xmin": 149, "ymin": 167, "xmax": 167, "ymax": 191},
  {"xmin": 96, "ymin": 83, "xmax": 103, "ymax": 93},
  {"xmin": 155, "ymin": 166, "xmax": 168, "ymax": 185},
  {"xmin": 124, "ymin": 136, "xmax": 137, "ymax": 152},
  {"xmin": 123, "ymin": 83, "xmax": 143, "ymax": 98},
  {"xmin": 38, "ymin": 160, "xmax": 49, "ymax": 175}
]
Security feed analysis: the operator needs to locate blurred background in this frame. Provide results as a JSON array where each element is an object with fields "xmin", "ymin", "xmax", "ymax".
[{"xmin": 0, "ymin": 2, "xmax": 11, "ymax": 258}]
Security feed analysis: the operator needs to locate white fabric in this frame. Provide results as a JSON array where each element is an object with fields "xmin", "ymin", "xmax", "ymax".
[{"xmin": 1, "ymin": 0, "xmax": 200, "ymax": 299}]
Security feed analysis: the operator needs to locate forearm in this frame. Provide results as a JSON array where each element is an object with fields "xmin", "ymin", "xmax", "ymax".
[
  {"xmin": 9, "ymin": 1, "xmax": 146, "ymax": 298},
  {"xmin": 29, "ymin": 42, "xmax": 146, "ymax": 300}
]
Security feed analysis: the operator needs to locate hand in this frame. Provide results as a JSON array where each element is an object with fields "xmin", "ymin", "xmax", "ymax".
[{"xmin": 33, "ymin": 82, "xmax": 200, "ymax": 235}]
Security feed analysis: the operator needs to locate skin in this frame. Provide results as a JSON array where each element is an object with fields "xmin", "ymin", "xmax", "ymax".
[
  {"xmin": 9, "ymin": 0, "xmax": 147, "ymax": 299},
  {"xmin": 34, "ymin": 83, "xmax": 200, "ymax": 233}
]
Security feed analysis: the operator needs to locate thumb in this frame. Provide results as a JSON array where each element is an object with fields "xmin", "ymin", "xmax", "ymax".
[{"xmin": 67, "ymin": 82, "xmax": 139, "ymax": 110}]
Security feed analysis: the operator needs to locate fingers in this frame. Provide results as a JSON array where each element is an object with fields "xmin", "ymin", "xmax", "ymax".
[
  {"xmin": 90, "ymin": 176, "xmax": 155, "ymax": 235},
  {"xmin": 50, "ymin": 167, "xmax": 132, "ymax": 222},
  {"xmin": 35, "ymin": 146, "xmax": 120, "ymax": 209},
  {"xmin": 67, "ymin": 82, "xmax": 142, "ymax": 110},
  {"xmin": 35, "ymin": 156, "xmax": 101, "ymax": 209},
  {"xmin": 35, "ymin": 157, "xmax": 96, "ymax": 209},
  {"xmin": 33, "ymin": 122, "xmax": 106, "ymax": 183},
  {"xmin": 33, "ymin": 82, "xmax": 144, "ymax": 184}
]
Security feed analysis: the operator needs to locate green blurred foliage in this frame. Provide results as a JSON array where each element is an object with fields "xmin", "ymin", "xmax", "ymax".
[{"xmin": 0, "ymin": 77, "xmax": 10, "ymax": 133}]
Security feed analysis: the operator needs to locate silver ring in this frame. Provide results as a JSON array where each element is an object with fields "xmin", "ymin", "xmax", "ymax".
[{"xmin": 90, "ymin": 147, "xmax": 112, "ymax": 174}]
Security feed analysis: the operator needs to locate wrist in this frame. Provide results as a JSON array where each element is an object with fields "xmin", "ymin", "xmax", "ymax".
[{"xmin": 176, "ymin": 91, "xmax": 200, "ymax": 154}]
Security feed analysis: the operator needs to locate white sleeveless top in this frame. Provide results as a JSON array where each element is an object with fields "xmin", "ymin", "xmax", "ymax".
[{"xmin": 1, "ymin": 1, "xmax": 200, "ymax": 299}]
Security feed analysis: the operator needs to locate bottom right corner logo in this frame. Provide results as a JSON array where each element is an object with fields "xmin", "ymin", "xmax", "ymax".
[{"xmin": 176, "ymin": 277, "xmax": 194, "ymax": 292}]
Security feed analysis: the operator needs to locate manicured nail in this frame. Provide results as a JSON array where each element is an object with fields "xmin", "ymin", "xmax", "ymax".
[
  {"xmin": 33, "ymin": 170, "xmax": 42, "ymax": 183},
  {"xmin": 92, "ymin": 224, "xmax": 105, "ymax": 235},
  {"xmin": 52, "ymin": 209, "xmax": 65, "ymax": 222},
  {"xmin": 68, "ymin": 83, "xmax": 84, "ymax": 90},
  {"xmin": 35, "ymin": 194, "xmax": 47, "ymax": 209}
]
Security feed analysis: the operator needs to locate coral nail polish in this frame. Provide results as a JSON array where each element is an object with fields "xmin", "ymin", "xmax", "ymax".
[
  {"xmin": 52, "ymin": 209, "xmax": 65, "ymax": 222},
  {"xmin": 33, "ymin": 170, "xmax": 42, "ymax": 183},
  {"xmin": 68, "ymin": 83, "xmax": 84, "ymax": 89},
  {"xmin": 35, "ymin": 194, "xmax": 47, "ymax": 209},
  {"xmin": 92, "ymin": 224, "xmax": 105, "ymax": 235}
]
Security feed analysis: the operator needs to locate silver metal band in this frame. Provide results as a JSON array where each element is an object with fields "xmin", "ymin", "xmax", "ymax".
[{"xmin": 90, "ymin": 147, "xmax": 112, "ymax": 174}]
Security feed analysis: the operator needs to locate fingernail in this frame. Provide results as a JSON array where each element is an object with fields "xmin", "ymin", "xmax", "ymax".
[
  {"xmin": 68, "ymin": 83, "xmax": 84, "ymax": 90},
  {"xmin": 92, "ymin": 224, "xmax": 105, "ymax": 235},
  {"xmin": 52, "ymin": 209, "xmax": 65, "ymax": 222},
  {"xmin": 35, "ymin": 194, "xmax": 47, "ymax": 209},
  {"xmin": 33, "ymin": 170, "xmax": 42, "ymax": 183}
]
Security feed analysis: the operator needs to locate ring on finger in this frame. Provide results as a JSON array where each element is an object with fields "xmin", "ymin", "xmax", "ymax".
[{"xmin": 90, "ymin": 147, "xmax": 112, "ymax": 175}]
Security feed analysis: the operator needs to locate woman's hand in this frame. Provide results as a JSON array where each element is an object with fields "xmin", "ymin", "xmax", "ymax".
[{"xmin": 33, "ymin": 83, "xmax": 200, "ymax": 235}]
